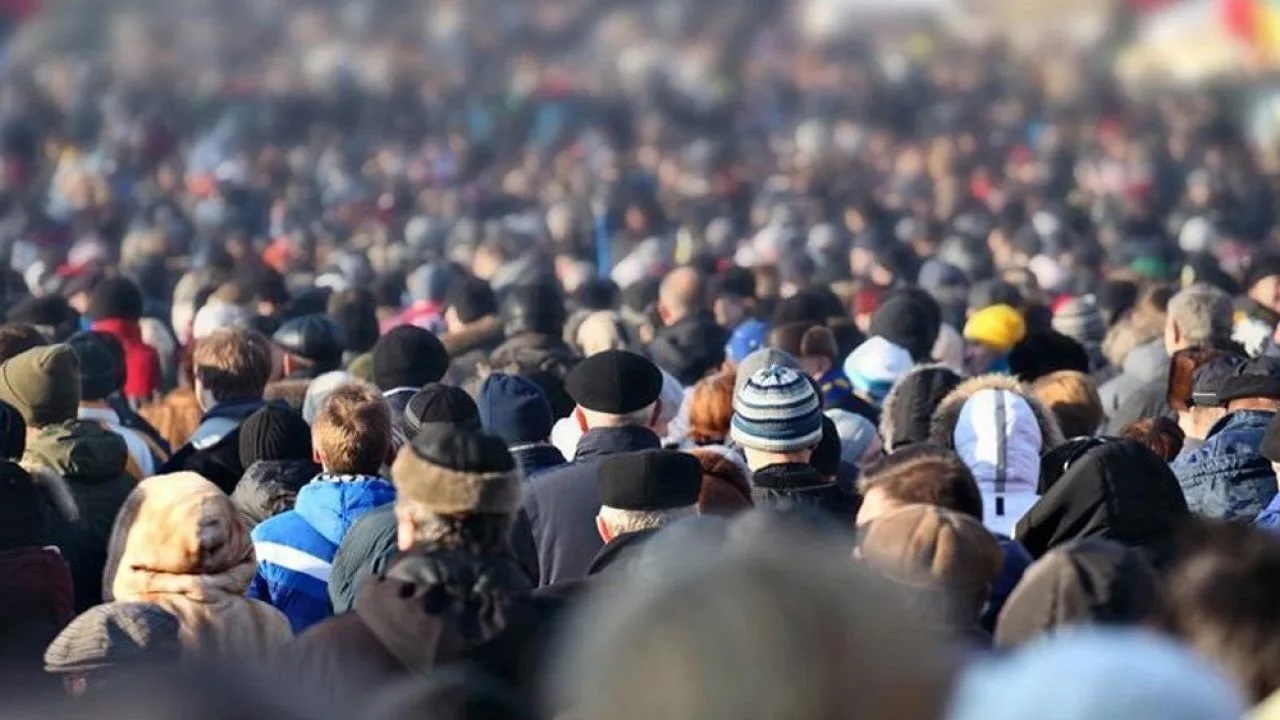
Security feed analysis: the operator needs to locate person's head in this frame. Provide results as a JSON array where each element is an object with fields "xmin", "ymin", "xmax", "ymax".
[
  {"xmin": 843, "ymin": 336, "xmax": 914, "ymax": 405},
  {"xmin": 868, "ymin": 289, "xmax": 943, "ymax": 363},
  {"xmin": 444, "ymin": 274, "xmax": 499, "ymax": 334},
  {"xmin": 685, "ymin": 447, "xmax": 753, "ymax": 517},
  {"xmin": 1164, "ymin": 284, "xmax": 1233, "ymax": 355},
  {"xmin": 1168, "ymin": 349, "xmax": 1242, "ymax": 441},
  {"xmin": 44, "ymin": 602, "xmax": 182, "ymax": 697},
  {"xmin": 477, "ymin": 373, "xmax": 554, "ymax": 447},
  {"xmin": 312, "ymin": 383, "xmax": 393, "ymax": 476},
  {"xmin": 372, "ymin": 325, "xmax": 449, "ymax": 392},
  {"xmin": 390, "ymin": 425, "xmax": 522, "ymax": 553},
  {"xmin": 596, "ymin": 450, "xmax": 702, "ymax": 542},
  {"xmin": 1162, "ymin": 521, "xmax": 1280, "ymax": 704},
  {"xmin": 711, "ymin": 268, "xmax": 757, "ymax": 329},
  {"xmin": 769, "ymin": 322, "xmax": 840, "ymax": 381},
  {"xmin": 67, "ymin": 330, "xmax": 126, "ymax": 403},
  {"xmin": 0, "ymin": 322, "xmax": 47, "ymax": 363},
  {"xmin": 404, "ymin": 383, "xmax": 482, "ymax": 438},
  {"xmin": 732, "ymin": 365, "xmax": 825, "ymax": 470},
  {"xmin": 857, "ymin": 504, "xmax": 1003, "ymax": 629},
  {"xmin": 687, "ymin": 371, "xmax": 736, "ymax": 446},
  {"xmin": 192, "ymin": 328, "xmax": 272, "ymax": 412},
  {"xmin": 88, "ymin": 276, "xmax": 145, "ymax": 322},
  {"xmin": 566, "ymin": 350, "xmax": 664, "ymax": 432},
  {"xmin": 271, "ymin": 314, "xmax": 346, "ymax": 377},
  {"xmin": 501, "ymin": 281, "xmax": 567, "ymax": 338},
  {"xmin": 1244, "ymin": 254, "xmax": 1280, "ymax": 316},
  {"xmin": 1120, "ymin": 417, "xmax": 1185, "ymax": 463},
  {"xmin": 238, "ymin": 404, "xmax": 314, "ymax": 469},
  {"xmin": 657, "ymin": 267, "xmax": 705, "ymax": 327},
  {"xmin": 856, "ymin": 444, "xmax": 982, "ymax": 527},
  {"xmin": 6, "ymin": 297, "xmax": 78, "ymax": 343},
  {"xmin": 575, "ymin": 311, "xmax": 634, "ymax": 357},
  {"xmin": 1031, "ymin": 371, "xmax": 1105, "ymax": 439},
  {"xmin": 0, "ymin": 344, "xmax": 82, "ymax": 429},
  {"xmin": 326, "ymin": 288, "xmax": 379, "ymax": 355},
  {"xmin": 1217, "ymin": 356, "xmax": 1280, "ymax": 414},
  {"xmin": 962, "ymin": 304, "xmax": 1026, "ymax": 374}
]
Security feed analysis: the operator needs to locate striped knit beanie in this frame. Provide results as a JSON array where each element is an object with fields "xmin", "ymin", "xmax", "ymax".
[
  {"xmin": 731, "ymin": 365, "xmax": 824, "ymax": 453},
  {"xmin": 1052, "ymin": 296, "xmax": 1108, "ymax": 348}
]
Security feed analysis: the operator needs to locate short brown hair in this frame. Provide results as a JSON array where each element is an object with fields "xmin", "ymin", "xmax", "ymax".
[
  {"xmin": 313, "ymin": 383, "xmax": 392, "ymax": 475},
  {"xmin": 858, "ymin": 445, "xmax": 983, "ymax": 522},
  {"xmin": 1032, "ymin": 370, "xmax": 1105, "ymax": 439},
  {"xmin": 688, "ymin": 371, "xmax": 736, "ymax": 446},
  {"xmin": 193, "ymin": 328, "xmax": 272, "ymax": 403},
  {"xmin": 1121, "ymin": 416, "xmax": 1185, "ymax": 462}
]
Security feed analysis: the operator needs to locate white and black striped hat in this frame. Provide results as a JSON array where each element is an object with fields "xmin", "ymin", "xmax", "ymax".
[{"xmin": 731, "ymin": 365, "xmax": 824, "ymax": 453}]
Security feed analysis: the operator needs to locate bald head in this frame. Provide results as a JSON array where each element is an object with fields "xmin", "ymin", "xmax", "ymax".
[{"xmin": 659, "ymin": 268, "xmax": 705, "ymax": 326}]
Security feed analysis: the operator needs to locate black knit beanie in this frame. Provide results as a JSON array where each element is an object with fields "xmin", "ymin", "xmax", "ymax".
[
  {"xmin": 238, "ymin": 404, "xmax": 315, "ymax": 469},
  {"xmin": 372, "ymin": 326, "xmax": 450, "ymax": 392},
  {"xmin": 89, "ymin": 277, "xmax": 144, "ymax": 321}
]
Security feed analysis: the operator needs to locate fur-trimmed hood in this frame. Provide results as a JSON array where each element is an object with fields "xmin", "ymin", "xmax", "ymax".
[
  {"xmin": 930, "ymin": 374, "xmax": 1066, "ymax": 451},
  {"xmin": 879, "ymin": 364, "xmax": 963, "ymax": 451}
]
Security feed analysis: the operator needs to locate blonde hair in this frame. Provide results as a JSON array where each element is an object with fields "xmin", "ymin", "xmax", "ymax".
[
  {"xmin": 192, "ymin": 328, "xmax": 272, "ymax": 403},
  {"xmin": 312, "ymin": 383, "xmax": 392, "ymax": 475}
]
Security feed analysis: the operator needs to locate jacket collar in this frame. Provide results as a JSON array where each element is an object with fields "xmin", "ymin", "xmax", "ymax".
[
  {"xmin": 574, "ymin": 426, "xmax": 661, "ymax": 461},
  {"xmin": 510, "ymin": 444, "xmax": 567, "ymax": 472},
  {"xmin": 751, "ymin": 462, "xmax": 829, "ymax": 491},
  {"xmin": 202, "ymin": 398, "xmax": 267, "ymax": 423},
  {"xmin": 91, "ymin": 318, "xmax": 143, "ymax": 342},
  {"xmin": 1207, "ymin": 409, "xmax": 1277, "ymax": 439},
  {"xmin": 587, "ymin": 528, "xmax": 659, "ymax": 576}
]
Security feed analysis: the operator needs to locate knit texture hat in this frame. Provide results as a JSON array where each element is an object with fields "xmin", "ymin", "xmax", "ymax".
[
  {"xmin": 860, "ymin": 504, "xmax": 1003, "ymax": 592},
  {"xmin": 479, "ymin": 373, "xmax": 554, "ymax": 446},
  {"xmin": 238, "ymin": 404, "xmax": 314, "ymax": 469},
  {"xmin": 88, "ymin": 276, "xmax": 144, "ymax": 321},
  {"xmin": 869, "ymin": 289, "xmax": 943, "ymax": 362},
  {"xmin": 391, "ymin": 425, "xmax": 522, "ymax": 515},
  {"xmin": 373, "ymin": 325, "xmax": 449, "ymax": 391},
  {"xmin": 731, "ymin": 365, "xmax": 824, "ymax": 452},
  {"xmin": 964, "ymin": 304, "xmax": 1027, "ymax": 353},
  {"xmin": 733, "ymin": 347, "xmax": 800, "ymax": 398},
  {"xmin": 1052, "ymin": 296, "xmax": 1107, "ymax": 348},
  {"xmin": 405, "ymin": 384, "xmax": 482, "ymax": 437},
  {"xmin": 44, "ymin": 601, "xmax": 182, "ymax": 673},
  {"xmin": 67, "ymin": 330, "xmax": 125, "ymax": 401},
  {"xmin": 0, "ymin": 344, "xmax": 80, "ymax": 426},
  {"xmin": 843, "ymin": 336, "xmax": 914, "ymax": 404}
]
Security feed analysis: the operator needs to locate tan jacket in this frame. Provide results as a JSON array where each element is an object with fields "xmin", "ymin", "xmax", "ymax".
[
  {"xmin": 104, "ymin": 472, "xmax": 292, "ymax": 661},
  {"xmin": 140, "ymin": 388, "xmax": 203, "ymax": 451}
]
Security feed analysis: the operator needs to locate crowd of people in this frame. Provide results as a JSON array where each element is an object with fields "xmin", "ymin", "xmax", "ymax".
[{"xmin": 3, "ymin": 0, "xmax": 1280, "ymax": 718}]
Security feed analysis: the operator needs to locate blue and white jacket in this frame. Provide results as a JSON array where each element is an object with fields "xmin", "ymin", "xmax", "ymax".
[{"xmin": 248, "ymin": 473, "xmax": 396, "ymax": 632}]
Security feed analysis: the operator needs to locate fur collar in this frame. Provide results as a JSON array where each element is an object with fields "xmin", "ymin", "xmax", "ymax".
[
  {"xmin": 929, "ymin": 373, "xmax": 1066, "ymax": 451},
  {"xmin": 22, "ymin": 464, "xmax": 80, "ymax": 524}
]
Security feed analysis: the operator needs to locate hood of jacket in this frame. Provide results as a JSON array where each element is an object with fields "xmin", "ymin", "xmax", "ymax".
[
  {"xmin": 648, "ymin": 313, "xmax": 729, "ymax": 386},
  {"xmin": 994, "ymin": 537, "xmax": 1162, "ymax": 650},
  {"xmin": 24, "ymin": 420, "xmax": 129, "ymax": 485},
  {"xmin": 231, "ymin": 460, "xmax": 321, "ymax": 529},
  {"xmin": 1121, "ymin": 339, "xmax": 1168, "ymax": 384},
  {"xmin": 354, "ymin": 546, "xmax": 536, "ymax": 673},
  {"xmin": 1172, "ymin": 409, "xmax": 1277, "ymax": 521},
  {"xmin": 931, "ymin": 373, "xmax": 1066, "ymax": 454},
  {"xmin": 442, "ymin": 315, "xmax": 504, "ymax": 358},
  {"xmin": 105, "ymin": 472, "xmax": 257, "ymax": 603},
  {"xmin": 1016, "ymin": 441, "xmax": 1189, "ymax": 568},
  {"xmin": 294, "ymin": 474, "xmax": 397, "ymax": 547},
  {"xmin": 880, "ymin": 364, "xmax": 963, "ymax": 451}
]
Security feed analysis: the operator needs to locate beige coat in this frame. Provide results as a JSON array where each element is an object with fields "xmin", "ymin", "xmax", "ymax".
[{"xmin": 104, "ymin": 472, "xmax": 292, "ymax": 661}]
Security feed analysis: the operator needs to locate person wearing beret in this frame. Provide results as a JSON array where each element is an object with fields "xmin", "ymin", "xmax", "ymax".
[
  {"xmin": 514, "ymin": 350, "xmax": 667, "ymax": 587},
  {"xmin": 1173, "ymin": 356, "xmax": 1280, "ymax": 522},
  {"xmin": 287, "ymin": 425, "xmax": 547, "ymax": 710},
  {"xmin": 591, "ymin": 450, "xmax": 701, "ymax": 575}
]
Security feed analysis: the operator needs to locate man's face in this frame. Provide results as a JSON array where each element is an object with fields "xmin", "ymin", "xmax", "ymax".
[
  {"xmin": 964, "ymin": 342, "xmax": 998, "ymax": 375},
  {"xmin": 1251, "ymin": 275, "xmax": 1280, "ymax": 315}
]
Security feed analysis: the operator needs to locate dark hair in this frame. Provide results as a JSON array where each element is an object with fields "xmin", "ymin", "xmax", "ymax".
[
  {"xmin": 327, "ymin": 288, "xmax": 379, "ymax": 354},
  {"xmin": 1121, "ymin": 417, "xmax": 1185, "ymax": 463},
  {"xmin": 0, "ymin": 323, "xmax": 46, "ymax": 363},
  {"xmin": 858, "ymin": 444, "xmax": 983, "ymax": 522}
]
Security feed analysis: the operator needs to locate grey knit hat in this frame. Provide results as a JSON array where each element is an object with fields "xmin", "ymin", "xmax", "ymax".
[
  {"xmin": 1052, "ymin": 296, "xmax": 1108, "ymax": 348},
  {"xmin": 44, "ymin": 602, "xmax": 182, "ymax": 673}
]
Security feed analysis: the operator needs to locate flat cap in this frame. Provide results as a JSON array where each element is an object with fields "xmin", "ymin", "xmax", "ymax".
[
  {"xmin": 272, "ymin": 313, "xmax": 346, "ymax": 370},
  {"xmin": 597, "ymin": 450, "xmax": 702, "ymax": 511},
  {"xmin": 1216, "ymin": 356, "xmax": 1280, "ymax": 405},
  {"xmin": 44, "ymin": 601, "xmax": 181, "ymax": 673},
  {"xmin": 565, "ymin": 350, "xmax": 662, "ymax": 415},
  {"xmin": 392, "ymin": 424, "xmax": 522, "ymax": 515},
  {"xmin": 404, "ymin": 383, "xmax": 482, "ymax": 436},
  {"xmin": 860, "ymin": 504, "xmax": 1003, "ymax": 592}
]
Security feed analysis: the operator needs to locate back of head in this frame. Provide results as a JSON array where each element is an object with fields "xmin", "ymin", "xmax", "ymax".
[
  {"xmin": 1032, "ymin": 370, "xmax": 1104, "ymax": 439},
  {"xmin": 731, "ymin": 365, "xmax": 824, "ymax": 455},
  {"xmin": 68, "ymin": 330, "xmax": 126, "ymax": 402},
  {"xmin": 501, "ymin": 282, "xmax": 566, "ymax": 337},
  {"xmin": 687, "ymin": 371, "xmax": 737, "ymax": 446},
  {"xmin": 192, "ymin": 328, "xmax": 272, "ymax": 406},
  {"xmin": 0, "ymin": 344, "xmax": 82, "ymax": 426},
  {"xmin": 44, "ymin": 601, "xmax": 182, "ymax": 679},
  {"xmin": 869, "ymin": 289, "xmax": 943, "ymax": 362},
  {"xmin": 372, "ymin": 325, "xmax": 449, "ymax": 391},
  {"xmin": 238, "ymin": 404, "xmax": 314, "ymax": 469},
  {"xmin": 882, "ymin": 365, "xmax": 963, "ymax": 451},
  {"xmin": 1120, "ymin": 416, "xmax": 1185, "ymax": 463},
  {"xmin": 1009, "ymin": 330, "xmax": 1091, "ymax": 383},
  {"xmin": 89, "ymin": 276, "xmax": 144, "ymax": 322},
  {"xmin": 478, "ymin": 373, "xmax": 552, "ymax": 446},
  {"xmin": 313, "ymin": 383, "xmax": 392, "ymax": 476},
  {"xmin": 1166, "ymin": 283, "xmax": 1233, "ymax": 349},
  {"xmin": 857, "ymin": 444, "xmax": 983, "ymax": 525},
  {"xmin": 685, "ymin": 446, "xmax": 753, "ymax": 516},
  {"xmin": 446, "ymin": 273, "xmax": 500, "ymax": 325},
  {"xmin": 658, "ymin": 266, "xmax": 706, "ymax": 319},
  {"xmin": 405, "ymin": 383, "xmax": 481, "ymax": 437},
  {"xmin": 326, "ymin": 288, "xmax": 379, "ymax": 355}
]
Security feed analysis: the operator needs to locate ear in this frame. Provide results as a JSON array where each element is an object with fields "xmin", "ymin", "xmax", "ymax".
[
  {"xmin": 575, "ymin": 407, "xmax": 588, "ymax": 432},
  {"xmin": 649, "ymin": 399, "xmax": 664, "ymax": 428},
  {"xmin": 596, "ymin": 515, "xmax": 613, "ymax": 543},
  {"xmin": 313, "ymin": 448, "xmax": 324, "ymax": 466},
  {"xmin": 282, "ymin": 354, "xmax": 295, "ymax": 376},
  {"xmin": 657, "ymin": 302, "xmax": 672, "ymax": 324}
]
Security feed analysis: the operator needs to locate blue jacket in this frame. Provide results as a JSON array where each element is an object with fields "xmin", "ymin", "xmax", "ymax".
[
  {"xmin": 1172, "ymin": 410, "xmax": 1277, "ymax": 521},
  {"xmin": 248, "ymin": 474, "xmax": 396, "ymax": 632},
  {"xmin": 1256, "ymin": 493, "xmax": 1280, "ymax": 530}
]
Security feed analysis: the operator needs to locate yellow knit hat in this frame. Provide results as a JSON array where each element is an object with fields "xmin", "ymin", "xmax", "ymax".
[{"xmin": 964, "ymin": 304, "xmax": 1027, "ymax": 353}]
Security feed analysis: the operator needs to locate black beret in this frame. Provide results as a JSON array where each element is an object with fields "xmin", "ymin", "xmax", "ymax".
[
  {"xmin": 565, "ymin": 349, "xmax": 662, "ymax": 414},
  {"xmin": 408, "ymin": 424, "xmax": 515, "ymax": 475},
  {"xmin": 597, "ymin": 450, "xmax": 701, "ymax": 511},
  {"xmin": 1008, "ymin": 330, "xmax": 1090, "ymax": 384},
  {"xmin": 272, "ymin": 314, "xmax": 346, "ymax": 370},
  {"xmin": 1217, "ymin": 357, "xmax": 1280, "ymax": 405},
  {"xmin": 405, "ymin": 384, "xmax": 482, "ymax": 436}
]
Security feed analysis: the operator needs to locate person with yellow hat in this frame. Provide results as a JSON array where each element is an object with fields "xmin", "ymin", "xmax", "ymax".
[{"xmin": 963, "ymin": 304, "xmax": 1026, "ymax": 375}]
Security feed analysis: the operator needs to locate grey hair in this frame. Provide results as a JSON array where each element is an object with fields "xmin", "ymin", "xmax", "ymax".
[
  {"xmin": 598, "ymin": 506, "xmax": 696, "ymax": 536},
  {"xmin": 1167, "ymin": 284, "xmax": 1233, "ymax": 346},
  {"xmin": 580, "ymin": 403, "xmax": 658, "ymax": 429}
]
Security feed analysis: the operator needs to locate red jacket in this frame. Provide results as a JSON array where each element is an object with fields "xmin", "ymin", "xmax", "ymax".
[{"xmin": 92, "ymin": 318, "xmax": 162, "ymax": 401}]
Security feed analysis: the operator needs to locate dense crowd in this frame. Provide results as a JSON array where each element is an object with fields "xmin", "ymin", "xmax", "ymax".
[{"xmin": 4, "ymin": 0, "xmax": 1280, "ymax": 719}]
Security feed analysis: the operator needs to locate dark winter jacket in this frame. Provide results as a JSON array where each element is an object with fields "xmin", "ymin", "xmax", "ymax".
[
  {"xmin": 1097, "ymin": 340, "xmax": 1167, "ymax": 418},
  {"xmin": 287, "ymin": 546, "xmax": 550, "ymax": 712},
  {"xmin": 1172, "ymin": 410, "xmax": 1277, "ymax": 522},
  {"xmin": 516, "ymin": 426, "xmax": 661, "ymax": 587},
  {"xmin": 0, "ymin": 547, "xmax": 74, "ymax": 704},
  {"xmin": 1017, "ymin": 440, "xmax": 1190, "ymax": 570},
  {"xmin": 994, "ymin": 537, "xmax": 1161, "ymax": 650},
  {"xmin": 751, "ymin": 463, "xmax": 857, "ymax": 524},
  {"xmin": 249, "ymin": 474, "xmax": 397, "ymax": 633},
  {"xmin": 328, "ymin": 506, "xmax": 398, "ymax": 614},
  {"xmin": 510, "ymin": 444, "xmax": 567, "ymax": 478},
  {"xmin": 443, "ymin": 316, "xmax": 505, "ymax": 386},
  {"xmin": 231, "ymin": 460, "xmax": 321, "ymax": 530},
  {"xmin": 535, "ymin": 528, "xmax": 661, "ymax": 605},
  {"xmin": 1105, "ymin": 375, "xmax": 1173, "ymax": 435},
  {"xmin": 982, "ymin": 535, "xmax": 1034, "ymax": 633},
  {"xmin": 162, "ymin": 398, "xmax": 268, "ymax": 494},
  {"xmin": 818, "ymin": 368, "xmax": 881, "ymax": 426},
  {"xmin": 878, "ymin": 364, "xmax": 963, "ymax": 451},
  {"xmin": 24, "ymin": 420, "xmax": 134, "ymax": 611},
  {"xmin": 648, "ymin": 313, "xmax": 729, "ymax": 387}
]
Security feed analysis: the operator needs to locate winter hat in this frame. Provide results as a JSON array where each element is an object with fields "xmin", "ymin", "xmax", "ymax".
[
  {"xmin": 373, "ymin": 326, "xmax": 450, "ymax": 391},
  {"xmin": 725, "ymin": 319, "xmax": 770, "ymax": 365},
  {"xmin": 272, "ymin": 314, "xmax": 346, "ymax": 371},
  {"xmin": 731, "ymin": 365, "xmax": 824, "ymax": 453},
  {"xmin": 1008, "ymin": 331, "xmax": 1090, "ymax": 384},
  {"xmin": 566, "ymin": 350, "xmax": 663, "ymax": 415},
  {"xmin": 843, "ymin": 336, "xmax": 914, "ymax": 404},
  {"xmin": 238, "ymin": 404, "xmax": 314, "ymax": 469},
  {"xmin": 302, "ymin": 371, "xmax": 354, "ymax": 425},
  {"xmin": 1052, "ymin": 296, "xmax": 1107, "ymax": 350},
  {"xmin": 67, "ymin": 330, "xmax": 124, "ymax": 401},
  {"xmin": 826, "ymin": 409, "xmax": 879, "ymax": 466},
  {"xmin": 947, "ymin": 629, "xmax": 1246, "ymax": 720},
  {"xmin": 733, "ymin": 348, "xmax": 801, "ymax": 397},
  {"xmin": 869, "ymin": 289, "xmax": 943, "ymax": 362},
  {"xmin": 405, "ymin": 384, "xmax": 482, "ymax": 437},
  {"xmin": 44, "ymin": 602, "xmax": 182, "ymax": 674},
  {"xmin": 191, "ymin": 301, "xmax": 250, "ymax": 341},
  {"xmin": 598, "ymin": 450, "xmax": 702, "ymax": 511},
  {"xmin": 881, "ymin": 365, "xmax": 963, "ymax": 451},
  {"xmin": 88, "ymin": 276, "xmax": 144, "ymax": 321},
  {"xmin": 952, "ymin": 388, "xmax": 1045, "ymax": 535},
  {"xmin": 391, "ymin": 424, "xmax": 522, "ymax": 515},
  {"xmin": 860, "ymin": 504, "xmax": 1003, "ymax": 593},
  {"xmin": 964, "ymin": 304, "xmax": 1026, "ymax": 353},
  {"xmin": 1215, "ymin": 356, "xmax": 1280, "ymax": 404},
  {"xmin": 479, "ymin": 374, "xmax": 554, "ymax": 446},
  {"xmin": 0, "ymin": 344, "xmax": 80, "ymax": 426}
]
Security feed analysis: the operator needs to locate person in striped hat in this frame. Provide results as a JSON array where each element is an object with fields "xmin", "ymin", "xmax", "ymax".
[{"xmin": 732, "ymin": 365, "xmax": 855, "ymax": 521}]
